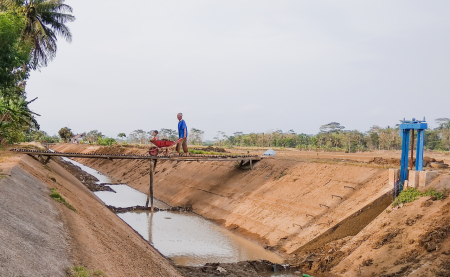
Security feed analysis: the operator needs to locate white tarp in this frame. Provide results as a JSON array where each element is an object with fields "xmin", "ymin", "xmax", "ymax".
[{"xmin": 264, "ymin": 149, "xmax": 276, "ymax": 156}]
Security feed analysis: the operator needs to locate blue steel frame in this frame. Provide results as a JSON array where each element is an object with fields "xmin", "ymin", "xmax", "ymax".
[{"xmin": 398, "ymin": 118, "xmax": 428, "ymax": 187}]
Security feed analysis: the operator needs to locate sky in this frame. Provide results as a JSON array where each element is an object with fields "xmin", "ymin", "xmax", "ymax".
[{"xmin": 26, "ymin": 0, "xmax": 450, "ymax": 139}]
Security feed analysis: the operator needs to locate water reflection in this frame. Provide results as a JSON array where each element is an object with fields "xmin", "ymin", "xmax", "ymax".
[{"xmin": 118, "ymin": 210, "xmax": 284, "ymax": 266}]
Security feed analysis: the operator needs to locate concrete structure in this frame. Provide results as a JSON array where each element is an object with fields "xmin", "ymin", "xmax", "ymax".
[
  {"xmin": 408, "ymin": 171, "xmax": 420, "ymax": 188},
  {"xmin": 389, "ymin": 169, "xmax": 399, "ymax": 188},
  {"xmin": 418, "ymin": 171, "xmax": 439, "ymax": 188}
]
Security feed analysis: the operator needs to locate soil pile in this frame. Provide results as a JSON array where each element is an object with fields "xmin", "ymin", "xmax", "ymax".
[
  {"xmin": 424, "ymin": 156, "xmax": 449, "ymax": 168},
  {"xmin": 368, "ymin": 157, "xmax": 401, "ymax": 166},
  {"xmin": 177, "ymin": 260, "xmax": 301, "ymax": 277},
  {"xmin": 196, "ymin": 146, "xmax": 228, "ymax": 153},
  {"xmin": 329, "ymin": 189, "xmax": 450, "ymax": 277},
  {"xmin": 369, "ymin": 156, "xmax": 450, "ymax": 169}
]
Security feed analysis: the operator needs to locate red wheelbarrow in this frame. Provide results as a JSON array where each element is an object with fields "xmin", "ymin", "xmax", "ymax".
[{"xmin": 149, "ymin": 138, "xmax": 184, "ymax": 156}]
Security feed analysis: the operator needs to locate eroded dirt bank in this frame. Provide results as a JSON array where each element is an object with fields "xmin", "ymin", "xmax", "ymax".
[
  {"xmin": 50, "ymin": 144, "xmax": 450, "ymax": 276},
  {"xmin": 1, "ymin": 147, "xmax": 182, "ymax": 277}
]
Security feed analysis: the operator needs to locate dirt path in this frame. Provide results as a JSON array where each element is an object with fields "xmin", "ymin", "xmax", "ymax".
[{"xmin": 0, "ymin": 147, "xmax": 183, "ymax": 277}]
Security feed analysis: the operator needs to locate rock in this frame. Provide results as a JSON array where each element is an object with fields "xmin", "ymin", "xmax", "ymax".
[
  {"xmin": 216, "ymin": 266, "xmax": 227, "ymax": 273},
  {"xmin": 430, "ymin": 162, "xmax": 449, "ymax": 169}
]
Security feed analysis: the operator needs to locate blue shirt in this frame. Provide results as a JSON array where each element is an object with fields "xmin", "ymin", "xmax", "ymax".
[{"xmin": 178, "ymin": 119, "xmax": 188, "ymax": 138}]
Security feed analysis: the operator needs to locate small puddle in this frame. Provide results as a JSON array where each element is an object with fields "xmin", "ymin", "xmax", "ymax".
[{"xmin": 62, "ymin": 157, "xmax": 285, "ymax": 266}]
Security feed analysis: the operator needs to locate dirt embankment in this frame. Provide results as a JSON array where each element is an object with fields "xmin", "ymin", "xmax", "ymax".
[
  {"xmin": 1, "ymin": 148, "xmax": 182, "ymax": 277},
  {"xmin": 49, "ymin": 144, "xmax": 450, "ymax": 276},
  {"xmin": 51, "ymin": 145, "xmax": 391, "ymax": 254}
]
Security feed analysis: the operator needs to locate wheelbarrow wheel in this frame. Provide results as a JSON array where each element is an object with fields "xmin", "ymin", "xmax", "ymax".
[{"xmin": 149, "ymin": 147, "xmax": 159, "ymax": 156}]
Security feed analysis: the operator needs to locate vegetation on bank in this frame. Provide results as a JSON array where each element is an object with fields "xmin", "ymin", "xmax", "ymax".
[
  {"xmin": 393, "ymin": 188, "xmax": 446, "ymax": 207},
  {"xmin": 0, "ymin": 0, "xmax": 75, "ymax": 144},
  {"xmin": 67, "ymin": 266, "xmax": 106, "ymax": 277},
  {"xmin": 50, "ymin": 188, "xmax": 76, "ymax": 211}
]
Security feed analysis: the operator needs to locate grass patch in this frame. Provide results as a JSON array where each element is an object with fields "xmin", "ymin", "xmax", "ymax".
[
  {"xmin": 422, "ymin": 188, "xmax": 445, "ymax": 200},
  {"xmin": 68, "ymin": 266, "xmax": 107, "ymax": 277},
  {"xmin": 50, "ymin": 188, "xmax": 76, "ymax": 212},
  {"xmin": 188, "ymin": 149, "xmax": 225, "ymax": 155},
  {"xmin": 393, "ymin": 188, "xmax": 446, "ymax": 207}
]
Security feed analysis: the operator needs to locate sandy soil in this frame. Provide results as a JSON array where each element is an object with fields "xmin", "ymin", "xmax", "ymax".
[{"xmin": 1, "ymin": 146, "xmax": 182, "ymax": 277}]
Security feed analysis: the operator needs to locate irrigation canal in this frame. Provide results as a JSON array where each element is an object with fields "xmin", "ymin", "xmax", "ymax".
[{"xmin": 59, "ymin": 156, "xmax": 298, "ymax": 273}]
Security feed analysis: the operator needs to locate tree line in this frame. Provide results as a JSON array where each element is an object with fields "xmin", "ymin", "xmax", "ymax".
[
  {"xmin": 41, "ymin": 119, "xmax": 449, "ymax": 153},
  {"xmin": 0, "ymin": 0, "xmax": 75, "ymax": 144},
  {"xmin": 213, "ymin": 119, "xmax": 450, "ymax": 152},
  {"xmin": 46, "ymin": 127, "xmax": 206, "ymax": 146}
]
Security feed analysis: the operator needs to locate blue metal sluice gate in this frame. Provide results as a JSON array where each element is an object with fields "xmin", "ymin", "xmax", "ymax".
[{"xmin": 399, "ymin": 118, "xmax": 428, "ymax": 189}]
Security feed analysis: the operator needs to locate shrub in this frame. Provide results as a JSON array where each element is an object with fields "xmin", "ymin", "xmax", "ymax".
[
  {"xmin": 98, "ymin": 137, "xmax": 117, "ymax": 146},
  {"xmin": 393, "ymin": 188, "xmax": 446, "ymax": 207}
]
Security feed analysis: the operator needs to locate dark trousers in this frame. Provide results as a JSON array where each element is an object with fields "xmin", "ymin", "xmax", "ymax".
[{"xmin": 176, "ymin": 138, "xmax": 188, "ymax": 153}]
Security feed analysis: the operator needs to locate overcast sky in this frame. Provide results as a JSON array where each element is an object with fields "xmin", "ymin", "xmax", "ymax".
[{"xmin": 27, "ymin": 1, "xmax": 450, "ymax": 139}]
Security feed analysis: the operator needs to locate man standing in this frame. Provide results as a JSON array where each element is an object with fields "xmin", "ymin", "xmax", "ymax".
[{"xmin": 176, "ymin": 113, "xmax": 188, "ymax": 155}]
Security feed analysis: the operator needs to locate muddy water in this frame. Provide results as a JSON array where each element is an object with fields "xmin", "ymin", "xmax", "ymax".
[
  {"xmin": 96, "ymin": 185, "xmax": 284, "ymax": 266},
  {"xmin": 95, "ymin": 185, "xmax": 170, "ymax": 208},
  {"xmin": 62, "ymin": 157, "xmax": 285, "ymax": 266}
]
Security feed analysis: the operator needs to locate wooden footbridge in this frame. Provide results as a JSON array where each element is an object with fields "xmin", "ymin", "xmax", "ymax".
[{"xmin": 11, "ymin": 148, "xmax": 263, "ymax": 212}]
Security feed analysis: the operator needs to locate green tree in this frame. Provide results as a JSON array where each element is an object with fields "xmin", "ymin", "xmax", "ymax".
[
  {"xmin": 0, "ymin": 96, "xmax": 39, "ymax": 143},
  {"xmin": 129, "ymin": 129, "xmax": 147, "ymax": 144},
  {"xmin": 117, "ymin": 132, "xmax": 126, "ymax": 143},
  {"xmin": 0, "ymin": 12, "xmax": 32, "ymax": 98},
  {"xmin": 85, "ymin": 130, "xmax": 103, "ymax": 144},
  {"xmin": 58, "ymin": 126, "xmax": 72, "ymax": 142},
  {"xmin": 159, "ymin": 128, "xmax": 177, "ymax": 141},
  {"xmin": 319, "ymin": 122, "xmax": 345, "ymax": 133},
  {"xmin": 188, "ymin": 128, "xmax": 204, "ymax": 145},
  {"xmin": 3, "ymin": 0, "xmax": 75, "ymax": 68}
]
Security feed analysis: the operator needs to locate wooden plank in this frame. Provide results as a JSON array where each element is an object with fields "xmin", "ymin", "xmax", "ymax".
[
  {"xmin": 16, "ymin": 153, "xmax": 260, "ymax": 161},
  {"xmin": 12, "ymin": 149, "xmax": 263, "ymax": 162}
]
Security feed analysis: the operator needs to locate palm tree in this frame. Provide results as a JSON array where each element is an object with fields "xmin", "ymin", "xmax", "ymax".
[
  {"xmin": 0, "ymin": 96, "xmax": 40, "ymax": 143},
  {"xmin": 4, "ymin": 0, "xmax": 75, "ymax": 68}
]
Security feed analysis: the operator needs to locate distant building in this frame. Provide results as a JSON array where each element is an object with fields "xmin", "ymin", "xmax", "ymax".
[{"xmin": 71, "ymin": 133, "xmax": 85, "ymax": 144}]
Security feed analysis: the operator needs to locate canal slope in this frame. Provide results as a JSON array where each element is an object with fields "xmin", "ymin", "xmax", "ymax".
[
  {"xmin": 50, "ymin": 144, "xmax": 392, "ymax": 255},
  {"xmin": 0, "ymin": 146, "xmax": 182, "ymax": 277}
]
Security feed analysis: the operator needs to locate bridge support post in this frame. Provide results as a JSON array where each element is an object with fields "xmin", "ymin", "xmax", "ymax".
[{"xmin": 146, "ymin": 159, "xmax": 157, "ymax": 212}]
